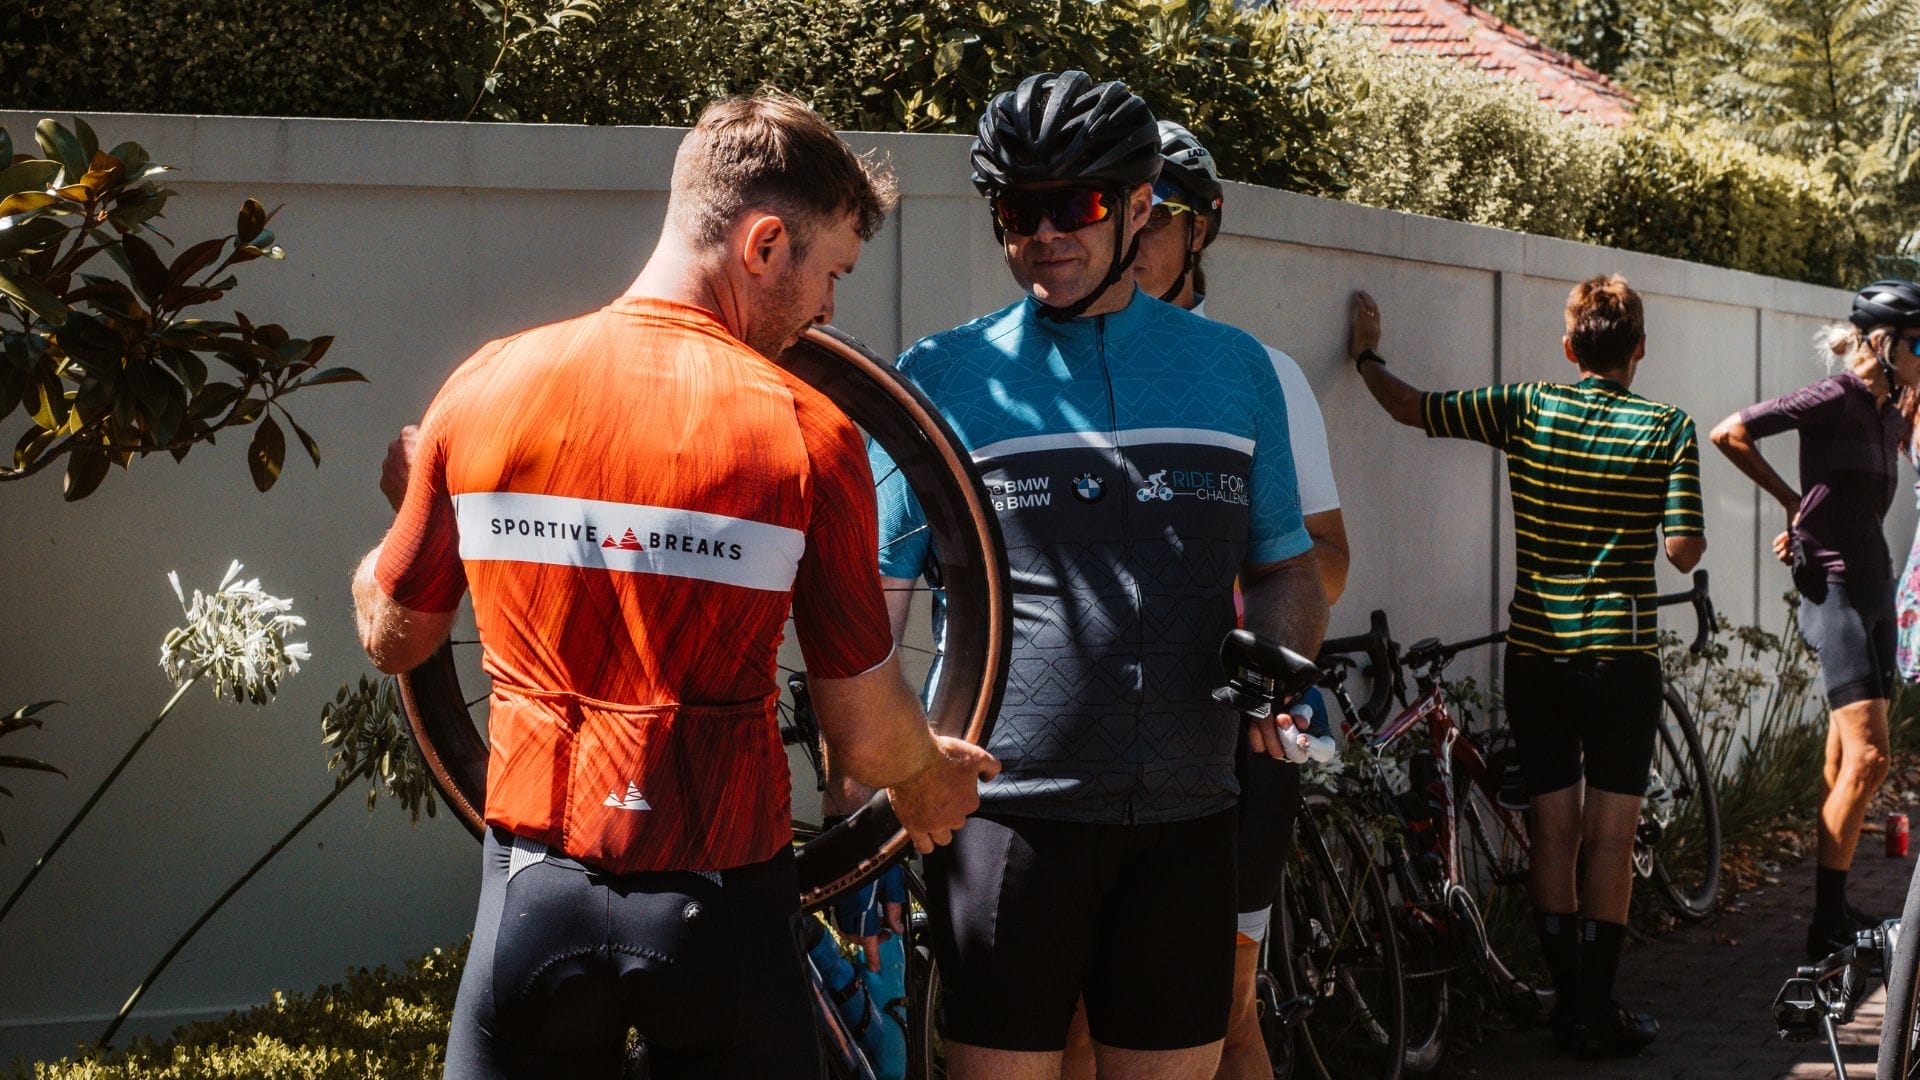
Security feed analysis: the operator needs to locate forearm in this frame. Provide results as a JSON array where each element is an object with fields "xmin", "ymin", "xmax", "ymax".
[
  {"xmin": 1358, "ymin": 357, "xmax": 1424, "ymax": 428},
  {"xmin": 1711, "ymin": 417, "xmax": 1798, "ymax": 512},
  {"xmin": 811, "ymin": 653, "xmax": 941, "ymax": 790},
  {"xmin": 353, "ymin": 545, "xmax": 455, "ymax": 673},
  {"xmin": 1240, "ymin": 553, "xmax": 1330, "ymax": 657}
]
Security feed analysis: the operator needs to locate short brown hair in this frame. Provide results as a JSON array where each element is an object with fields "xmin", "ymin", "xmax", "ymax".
[
  {"xmin": 668, "ymin": 89, "xmax": 898, "ymax": 260},
  {"xmin": 1565, "ymin": 274, "xmax": 1644, "ymax": 372}
]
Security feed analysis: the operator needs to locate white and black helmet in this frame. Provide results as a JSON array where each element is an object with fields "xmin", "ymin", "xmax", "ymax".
[
  {"xmin": 1155, "ymin": 120, "xmax": 1224, "ymax": 245},
  {"xmin": 971, "ymin": 71, "xmax": 1162, "ymax": 196}
]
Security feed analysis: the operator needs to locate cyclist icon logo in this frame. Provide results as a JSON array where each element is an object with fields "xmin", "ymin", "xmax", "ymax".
[
  {"xmin": 1073, "ymin": 473, "xmax": 1105, "ymax": 503},
  {"xmin": 1135, "ymin": 470, "xmax": 1176, "ymax": 502}
]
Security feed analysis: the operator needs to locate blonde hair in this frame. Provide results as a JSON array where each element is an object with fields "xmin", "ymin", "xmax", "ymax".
[
  {"xmin": 1815, "ymin": 323, "xmax": 1884, "ymax": 372},
  {"xmin": 667, "ymin": 89, "xmax": 899, "ymax": 260}
]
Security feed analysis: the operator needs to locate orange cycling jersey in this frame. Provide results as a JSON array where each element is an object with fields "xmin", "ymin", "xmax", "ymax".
[{"xmin": 377, "ymin": 297, "xmax": 894, "ymax": 873}]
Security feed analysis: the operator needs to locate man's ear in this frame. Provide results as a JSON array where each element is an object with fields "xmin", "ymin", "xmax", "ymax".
[
  {"xmin": 1128, "ymin": 182, "xmax": 1153, "ymax": 229},
  {"xmin": 1633, "ymin": 334, "xmax": 1647, "ymax": 363},
  {"xmin": 1563, "ymin": 334, "xmax": 1578, "ymax": 366},
  {"xmin": 740, "ymin": 214, "xmax": 789, "ymax": 278}
]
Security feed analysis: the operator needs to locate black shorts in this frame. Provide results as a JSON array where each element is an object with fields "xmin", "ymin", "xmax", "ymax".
[
  {"xmin": 1502, "ymin": 648, "xmax": 1662, "ymax": 797},
  {"xmin": 926, "ymin": 810, "xmax": 1237, "ymax": 1052},
  {"xmin": 1796, "ymin": 575, "xmax": 1897, "ymax": 709},
  {"xmin": 445, "ymin": 828, "xmax": 818, "ymax": 1080},
  {"xmin": 1235, "ymin": 751, "xmax": 1301, "ymax": 942}
]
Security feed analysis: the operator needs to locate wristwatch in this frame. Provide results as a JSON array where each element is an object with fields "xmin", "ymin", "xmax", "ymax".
[{"xmin": 1354, "ymin": 348, "xmax": 1386, "ymax": 371}]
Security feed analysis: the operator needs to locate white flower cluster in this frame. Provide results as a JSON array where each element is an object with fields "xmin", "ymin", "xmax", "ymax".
[{"xmin": 160, "ymin": 561, "xmax": 310, "ymax": 704}]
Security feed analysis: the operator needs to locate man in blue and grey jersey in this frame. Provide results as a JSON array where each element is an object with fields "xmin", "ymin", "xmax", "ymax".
[{"xmin": 874, "ymin": 72, "xmax": 1328, "ymax": 1080}]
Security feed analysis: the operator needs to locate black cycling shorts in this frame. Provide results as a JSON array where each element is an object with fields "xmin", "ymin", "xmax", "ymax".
[
  {"xmin": 1502, "ymin": 648, "xmax": 1661, "ymax": 798},
  {"xmin": 1234, "ymin": 751, "xmax": 1301, "ymax": 943},
  {"xmin": 444, "ymin": 828, "xmax": 818, "ymax": 1080},
  {"xmin": 926, "ymin": 810, "xmax": 1237, "ymax": 1052},
  {"xmin": 1796, "ymin": 575, "xmax": 1897, "ymax": 709}
]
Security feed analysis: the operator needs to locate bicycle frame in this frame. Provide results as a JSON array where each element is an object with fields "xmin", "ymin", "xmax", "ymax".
[{"xmin": 1368, "ymin": 673, "xmax": 1530, "ymax": 943}]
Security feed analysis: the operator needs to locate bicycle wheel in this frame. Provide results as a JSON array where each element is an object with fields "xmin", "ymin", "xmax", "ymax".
[
  {"xmin": 1644, "ymin": 683, "xmax": 1721, "ymax": 921},
  {"xmin": 398, "ymin": 324, "xmax": 1012, "ymax": 909},
  {"xmin": 1384, "ymin": 842, "xmax": 1450, "ymax": 1074},
  {"xmin": 1281, "ymin": 792, "xmax": 1407, "ymax": 1080},
  {"xmin": 1450, "ymin": 771, "xmax": 1542, "ymax": 1010},
  {"xmin": 1878, "ymin": 869, "xmax": 1920, "ymax": 1079}
]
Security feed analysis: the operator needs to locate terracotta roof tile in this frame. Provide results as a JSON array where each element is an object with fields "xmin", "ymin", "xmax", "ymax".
[{"xmin": 1293, "ymin": 0, "xmax": 1635, "ymax": 123}]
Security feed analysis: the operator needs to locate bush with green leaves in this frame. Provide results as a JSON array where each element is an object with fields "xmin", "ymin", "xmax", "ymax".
[
  {"xmin": 14, "ymin": 946, "xmax": 465, "ymax": 1080},
  {"xmin": 0, "ymin": 0, "xmax": 1892, "ymax": 284}
]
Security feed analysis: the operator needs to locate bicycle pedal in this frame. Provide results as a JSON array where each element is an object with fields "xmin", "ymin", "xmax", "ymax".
[{"xmin": 1771, "ymin": 976, "xmax": 1822, "ymax": 1042}]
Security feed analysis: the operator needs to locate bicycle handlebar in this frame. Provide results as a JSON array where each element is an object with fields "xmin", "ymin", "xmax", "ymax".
[
  {"xmin": 1316, "ymin": 609, "xmax": 1399, "ymax": 724},
  {"xmin": 1651, "ymin": 568, "xmax": 1716, "ymax": 655}
]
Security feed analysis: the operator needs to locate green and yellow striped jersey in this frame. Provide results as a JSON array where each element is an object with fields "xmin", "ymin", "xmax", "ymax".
[{"xmin": 1421, "ymin": 375, "xmax": 1704, "ymax": 656}]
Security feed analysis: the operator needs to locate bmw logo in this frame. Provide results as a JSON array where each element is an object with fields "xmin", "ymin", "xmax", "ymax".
[{"xmin": 1073, "ymin": 473, "xmax": 1105, "ymax": 503}]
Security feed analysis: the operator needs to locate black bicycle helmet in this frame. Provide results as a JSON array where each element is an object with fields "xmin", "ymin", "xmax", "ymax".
[
  {"xmin": 970, "ymin": 72, "xmax": 1162, "ymax": 323},
  {"xmin": 1155, "ymin": 120, "xmax": 1224, "ymax": 245},
  {"xmin": 1850, "ymin": 280, "xmax": 1920, "ymax": 331},
  {"xmin": 971, "ymin": 71, "xmax": 1162, "ymax": 196},
  {"xmin": 1848, "ymin": 280, "xmax": 1920, "ymax": 388}
]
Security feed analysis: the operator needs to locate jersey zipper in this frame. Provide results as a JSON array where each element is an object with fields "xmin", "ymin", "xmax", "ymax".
[{"xmin": 1096, "ymin": 314, "xmax": 1149, "ymax": 815}]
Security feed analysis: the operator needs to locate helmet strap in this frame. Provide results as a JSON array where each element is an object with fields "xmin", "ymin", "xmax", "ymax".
[
  {"xmin": 1157, "ymin": 217, "xmax": 1198, "ymax": 305},
  {"xmin": 1038, "ymin": 206, "xmax": 1140, "ymax": 323}
]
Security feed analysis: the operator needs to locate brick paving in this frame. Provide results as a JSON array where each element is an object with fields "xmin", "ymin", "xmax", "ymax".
[{"xmin": 1456, "ymin": 802, "xmax": 1919, "ymax": 1080}]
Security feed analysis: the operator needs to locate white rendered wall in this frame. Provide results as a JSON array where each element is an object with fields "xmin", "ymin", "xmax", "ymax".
[{"xmin": 0, "ymin": 112, "xmax": 1888, "ymax": 1058}]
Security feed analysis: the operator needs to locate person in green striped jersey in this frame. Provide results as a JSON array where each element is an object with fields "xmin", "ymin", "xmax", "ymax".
[{"xmin": 1350, "ymin": 275, "xmax": 1707, "ymax": 1058}]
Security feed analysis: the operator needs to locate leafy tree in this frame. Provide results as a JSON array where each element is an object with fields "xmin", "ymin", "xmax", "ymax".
[
  {"xmin": 1714, "ymin": 0, "xmax": 1920, "ymax": 157},
  {"xmin": 0, "ymin": 118, "xmax": 363, "ymax": 499}
]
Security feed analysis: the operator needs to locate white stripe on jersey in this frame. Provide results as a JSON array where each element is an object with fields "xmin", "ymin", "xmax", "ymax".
[
  {"xmin": 453, "ymin": 491, "xmax": 805, "ymax": 593},
  {"xmin": 971, "ymin": 426, "xmax": 1255, "ymax": 462}
]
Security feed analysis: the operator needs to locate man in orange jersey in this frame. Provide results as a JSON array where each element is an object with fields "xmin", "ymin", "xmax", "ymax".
[{"xmin": 353, "ymin": 91, "xmax": 997, "ymax": 1080}]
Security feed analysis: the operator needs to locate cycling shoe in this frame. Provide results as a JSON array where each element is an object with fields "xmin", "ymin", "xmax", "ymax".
[
  {"xmin": 1806, "ymin": 909, "xmax": 1873, "ymax": 961},
  {"xmin": 1572, "ymin": 1002, "xmax": 1658, "ymax": 1057}
]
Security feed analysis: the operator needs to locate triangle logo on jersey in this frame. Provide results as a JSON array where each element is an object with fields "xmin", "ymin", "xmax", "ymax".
[
  {"xmin": 601, "ymin": 528, "xmax": 644, "ymax": 551},
  {"xmin": 603, "ymin": 781, "xmax": 651, "ymax": 811}
]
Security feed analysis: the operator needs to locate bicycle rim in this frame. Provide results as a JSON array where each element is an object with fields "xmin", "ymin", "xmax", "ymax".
[
  {"xmin": 1648, "ymin": 684, "xmax": 1721, "ymax": 921},
  {"xmin": 1877, "ymin": 870, "xmax": 1920, "ymax": 1079},
  {"xmin": 1452, "ymin": 781, "xmax": 1541, "ymax": 1008},
  {"xmin": 397, "ymin": 324, "xmax": 1011, "ymax": 910},
  {"xmin": 1388, "ymin": 854, "xmax": 1450, "ymax": 1074},
  {"xmin": 1287, "ymin": 795, "xmax": 1407, "ymax": 1080}
]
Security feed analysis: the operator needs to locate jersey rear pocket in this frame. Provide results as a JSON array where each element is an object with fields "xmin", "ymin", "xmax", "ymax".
[
  {"xmin": 563, "ymin": 695, "xmax": 789, "ymax": 874},
  {"xmin": 481, "ymin": 686, "xmax": 789, "ymax": 874}
]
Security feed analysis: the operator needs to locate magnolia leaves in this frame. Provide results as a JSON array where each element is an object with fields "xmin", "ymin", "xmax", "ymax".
[{"xmin": 0, "ymin": 118, "xmax": 365, "ymax": 500}]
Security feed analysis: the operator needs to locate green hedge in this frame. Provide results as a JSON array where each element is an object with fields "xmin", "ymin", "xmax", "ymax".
[
  {"xmin": 0, "ymin": 0, "xmax": 1883, "ymax": 285},
  {"xmin": 13, "ymin": 947, "xmax": 464, "ymax": 1080}
]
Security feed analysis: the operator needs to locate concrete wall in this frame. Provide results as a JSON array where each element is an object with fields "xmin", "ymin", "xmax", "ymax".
[{"xmin": 0, "ymin": 111, "xmax": 1897, "ymax": 1059}]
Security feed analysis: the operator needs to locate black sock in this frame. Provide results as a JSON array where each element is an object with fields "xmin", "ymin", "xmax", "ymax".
[
  {"xmin": 1535, "ymin": 911, "xmax": 1580, "ymax": 1017},
  {"xmin": 1815, "ymin": 866, "xmax": 1848, "ymax": 923},
  {"xmin": 1577, "ymin": 917, "xmax": 1626, "ymax": 1021}
]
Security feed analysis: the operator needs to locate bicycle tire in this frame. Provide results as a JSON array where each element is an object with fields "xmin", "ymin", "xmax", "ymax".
[
  {"xmin": 1282, "ymin": 792, "xmax": 1407, "ymax": 1080},
  {"xmin": 397, "ymin": 324, "xmax": 1011, "ymax": 910},
  {"xmin": 1878, "ymin": 865, "xmax": 1920, "ymax": 1079},
  {"xmin": 1452, "ymin": 776, "xmax": 1542, "ymax": 1010},
  {"xmin": 1387, "ymin": 847, "xmax": 1450, "ymax": 1075},
  {"xmin": 1647, "ymin": 683, "xmax": 1721, "ymax": 921}
]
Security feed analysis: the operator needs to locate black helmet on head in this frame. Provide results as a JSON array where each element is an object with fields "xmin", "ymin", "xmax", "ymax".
[
  {"xmin": 1850, "ymin": 279, "xmax": 1920, "ymax": 332},
  {"xmin": 1155, "ymin": 120, "xmax": 1224, "ymax": 245},
  {"xmin": 971, "ymin": 71, "xmax": 1162, "ymax": 196}
]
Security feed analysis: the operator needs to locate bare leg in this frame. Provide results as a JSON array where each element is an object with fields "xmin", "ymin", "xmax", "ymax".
[
  {"xmin": 1818, "ymin": 699, "xmax": 1891, "ymax": 870},
  {"xmin": 1063, "ymin": 1000, "xmax": 1097, "ymax": 1080},
  {"xmin": 1526, "ymin": 784, "xmax": 1583, "ymax": 913},
  {"xmin": 1094, "ymin": 1041, "xmax": 1225, "ymax": 1080},
  {"xmin": 1578, "ymin": 789, "xmax": 1645, "ymax": 924},
  {"xmin": 1215, "ymin": 939, "xmax": 1267, "ymax": 1079}
]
